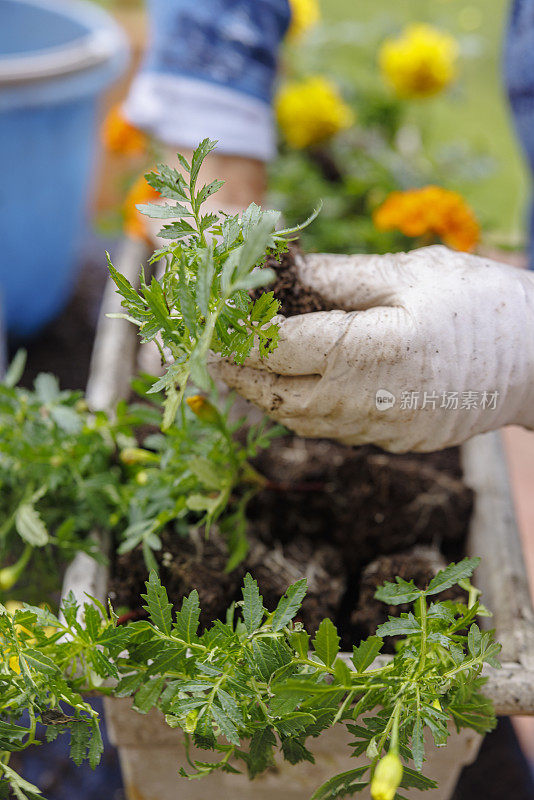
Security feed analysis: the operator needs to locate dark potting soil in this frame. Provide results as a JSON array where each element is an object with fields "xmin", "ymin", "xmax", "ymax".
[
  {"xmin": 255, "ymin": 242, "xmax": 327, "ymax": 316},
  {"xmin": 110, "ymin": 435, "xmax": 472, "ymax": 648}
]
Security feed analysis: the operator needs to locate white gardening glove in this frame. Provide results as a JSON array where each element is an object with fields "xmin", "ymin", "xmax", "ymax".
[{"xmin": 212, "ymin": 246, "xmax": 534, "ymax": 452}]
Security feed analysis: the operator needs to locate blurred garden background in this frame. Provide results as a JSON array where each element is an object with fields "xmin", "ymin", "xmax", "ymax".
[{"xmin": 95, "ymin": 0, "xmax": 530, "ymax": 259}]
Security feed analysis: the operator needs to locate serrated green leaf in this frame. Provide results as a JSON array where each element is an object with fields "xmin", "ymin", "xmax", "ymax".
[
  {"xmin": 190, "ymin": 139, "xmax": 218, "ymax": 189},
  {"xmin": 89, "ymin": 718, "xmax": 103, "ymax": 769},
  {"xmin": 467, "ymin": 623, "xmax": 482, "ymax": 657},
  {"xmin": 281, "ymin": 737, "xmax": 315, "ymax": 765},
  {"xmin": 211, "ymin": 705, "xmax": 240, "ymax": 745},
  {"xmin": 217, "ymin": 689, "xmax": 244, "ymax": 726},
  {"xmin": 83, "ymin": 603, "xmax": 101, "ymax": 641},
  {"xmin": 275, "ymin": 712, "xmax": 316, "ymax": 736},
  {"xmin": 114, "ymin": 673, "xmax": 144, "ymax": 698},
  {"xmin": 142, "ymin": 571, "xmax": 172, "ymax": 636},
  {"xmin": 136, "ymin": 202, "xmax": 191, "ymax": 219},
  {"xmin": 400, "ymin": 766, "xmax": 438, "ymax": 791},
  {"xmin": 271, "ymin": 578, "xmax": 307, "ymax": 632},
  {"xmin": 289, "ymin": 630, "xmax": 310, "ymax": 660},
  {"xmin": 242, "ymin": 573, "xmax": 263, "ymax": 634},
  {"xmin": 70, "ymin": 718, "xmax": 91, "ymax": 766},
  {"xmin": 427, "ymin": 558, "xmax": 480, "ymax": 596},
  {"xmin": 351, "ymin": 636, "xmax": 383, "ymax": 673},
  {"xmin": 310, "ymin": 766, "xmax": 369, "ymax": 800},
  {"xmin": 134, "ymin": 676, "xmax": 165, "ymax": 713},
  {"xmin": 251, "ymin": 637, "xmax": 292, "ymax": 681},
  {"xmin": 376, "ymin": 614, "xmax": 420, "ymax": 638},
  {"xmin": 313, "ymin": 618, "xmax": 340, "ymax": 667},
  {"xmin": 22, "ymin": 648, "xmax": 58, "ymax": 676},
  {"xmin": 412, "ymin": 714, "xmax": 425, "ymax": 771},
  {"xmin": 15, "ymin": 503, "xmax": 48, "ymax": 546},
  {"xmin": 374, "ymin": 578, "xmax": 422, "ymax": 606},
  {"xmin": 174, "ymin": 590, "xmax": 200, "ymax": 644},
  {"xmin": 0, "ymin": 763, "xmax": 44, "ymax": 800},
  {"xmin": 247, "ymin": 727, "xmax": 276, "ymax": 779}
]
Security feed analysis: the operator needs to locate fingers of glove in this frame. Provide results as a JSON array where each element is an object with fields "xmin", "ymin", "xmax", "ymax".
[
  {"xmin": 243, "ymin": 310, "xmax": 357, "ymax": 375},
  {"xmin": 295, "ymin": 251, "xmax": 408, "ymax": 310},
  {"xmin": 243, "ymin": 305, "xmax": 413, "ymax": 380},
  {"xmin": 209, "ymin": 360, "xmax": 321, "ymax": 417}
]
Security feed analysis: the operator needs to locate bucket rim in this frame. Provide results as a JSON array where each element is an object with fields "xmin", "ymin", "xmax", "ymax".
[{"xmin": 0, "ymin": 0, "xmax": 128, "ymax": 86}]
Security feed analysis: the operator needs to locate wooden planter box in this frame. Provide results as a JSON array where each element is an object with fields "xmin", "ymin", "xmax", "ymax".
[{"xmin": 62, "ymin": 241, "xmax": 534, "ymax": 800}]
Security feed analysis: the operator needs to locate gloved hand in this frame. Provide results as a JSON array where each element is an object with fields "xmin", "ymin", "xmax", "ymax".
[{"xmin": 212, "ymin": 246, "xmax": 534, "ymax": 452}]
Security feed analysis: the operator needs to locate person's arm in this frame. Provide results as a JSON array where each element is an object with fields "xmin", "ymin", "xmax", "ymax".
[
  {"xmin": 122, "ymin": 0, "xmax": 290, "ymax": 209},
  {"xmin": 212, "ymin": 246, "xmax": 534, "ymax": 452}
]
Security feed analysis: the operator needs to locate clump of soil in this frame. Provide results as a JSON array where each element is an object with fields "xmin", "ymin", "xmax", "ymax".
[
  {"xmin": 351, "ymin": 547, "xmax": 468, "ymax": 648},
  {"xmin": 112, "ymin": 530, "xmax": 244, "ymax": 630},
  {"xmin": 246, "ymin": 536, "xmax": 346, "ymax": 633},
  {"xmin": 254, "ymin": 242, "xmax": 326, "ymax": 316},
  {"xmin": 248, "ymin": 437, "xmax": 471, "ymax": 574}
]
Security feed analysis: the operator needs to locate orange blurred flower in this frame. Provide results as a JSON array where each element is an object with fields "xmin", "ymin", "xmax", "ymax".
[
  {"xmin": 373, "ymin": 186, "xmax": 479, "ymax": 252},
  {"xmin": 124, "ymin": 172, "xmax": 160, "ymax": 241},
  {"xmin": 102, "ymin": 105, "xmax": 148, "ymax": 157}
]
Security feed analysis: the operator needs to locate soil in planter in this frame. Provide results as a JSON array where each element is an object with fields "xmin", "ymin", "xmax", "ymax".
[{"xmin": 110, "ymin": 244, "xmax": 474, "ymax": 647}]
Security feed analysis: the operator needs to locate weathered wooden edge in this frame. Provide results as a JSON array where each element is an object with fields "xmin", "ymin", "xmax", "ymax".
[
  {"xmin": 85, "ymin": 237, "xmax": 149, "ymax": 412},
  {"xmin": 461, "ymin": 432, "xmax": 534, "ymax": 668}
]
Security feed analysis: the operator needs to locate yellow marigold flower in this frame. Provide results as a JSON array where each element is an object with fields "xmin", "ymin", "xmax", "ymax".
[
  {"xmin": 373, "ymin": 186, "xmax": 479, "ymax": 252},
  {"xmin": 379, "ymin": 24, "xmax": 458, "ymax": 99},
  {"xmin": 370, "ymin": 752, "xmax": 403, "ymax": 800},
  {"xmin": 275, "ymin": 76, "xmax": 354, "ymax": 149},
  {"xmin": 124, "ymin": 172, "xmax": 160, "ymax": 241},
  {"xmin": 101, "ymin": 104, "xmax": 148, "ymax": 156},
  {"xmin": 287, "ymin": 0, "xmax": 320, "ymax": 41}
]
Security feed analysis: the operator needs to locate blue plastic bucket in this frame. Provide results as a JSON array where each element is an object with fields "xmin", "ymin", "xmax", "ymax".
[{"xmin": 0, "ymin": 0, "xmax": 128, "ymax": 338}]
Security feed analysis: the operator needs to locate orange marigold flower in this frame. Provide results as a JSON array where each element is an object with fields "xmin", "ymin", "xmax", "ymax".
[
  {"xmin": 124, "ymin": 173, "xmax": 160, "ymax": 241},
  {"xmin": 373, "ymin": 186, "xmax": 479, "ymax": 252},
  {"xmin": 102, "ymin": 105, "xmax": 148, "ymax": 157}
]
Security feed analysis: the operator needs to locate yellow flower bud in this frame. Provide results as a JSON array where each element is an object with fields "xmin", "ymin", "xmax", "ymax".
[
  {"xmin": 0, "ymin": 545, "xmax": 33, "ymax": 592},
  {"xmin": 120, "ymin": 447, "xmax": 158, "ymax": 465},
  {"xmin": 371, "ymin": 752, "xmax": 403, "ymax": 800},
  {"xmin": 186, "ymin": 395, "xmax": 221, "ymax": 425}
]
